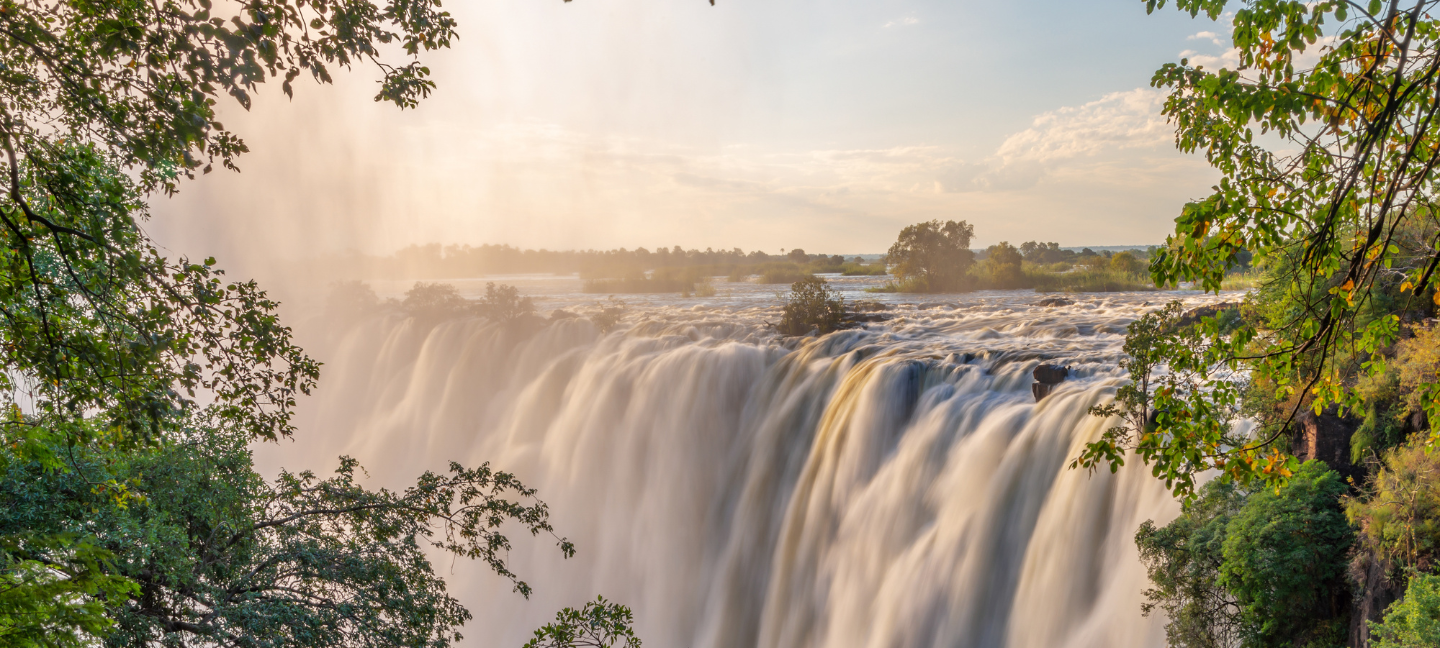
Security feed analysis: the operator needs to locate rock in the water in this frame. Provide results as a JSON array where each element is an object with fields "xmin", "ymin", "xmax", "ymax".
[
  {"xmin": 1036, "ymin": 297, "xmax": 1074, "ymax": 307},
  {"xmin": 1176, "ymin": 302, "xmax": 1240, "ymax": 328},
  {"xmin": 1031, "ymin": 364, "xmax": 1069, "ymax": 401},
  {"xmin": 1033, "ymin": 364, "xmax": 1069, "ymax": 384}
]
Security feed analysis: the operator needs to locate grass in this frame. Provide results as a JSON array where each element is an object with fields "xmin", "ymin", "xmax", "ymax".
[
  {"xmin": 1031, "ymin": 269, "xmax": 1156, "ymax": 293},
  {"xmin": 840, "ymin": 262, "xmax": 888, "ymax": 276},
  {"xmin": 1221, "ymin": 271, "xmax": 1263, "ymax": 291}
]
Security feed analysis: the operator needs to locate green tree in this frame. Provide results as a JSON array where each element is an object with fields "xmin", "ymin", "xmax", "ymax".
[
  {"xmin": 0, "ymin": 0, "xmax": 639, "ymax": 644},
  {"xmin": 1079, "ymin": 0, "xmax": 1440, "ymax": 495},
  {"xmin": 1111, "ymin": 251, "xmax": 1145, "ymax": 275},
  {"xmin": 1136, "ymin": 461, "xmax": 1353, "ymax": 648},
  {"xmin": 1, "ymin": 428, "xmax": 592, "ymax": 648},
  {"xmin": 883, "ymin": 220, "xmax": 975, "ymax": 292},
  {"xmin": 1219, "ymin": 461, "xmax": 1353, "ymax": 647},
  {"xmin": 479, "ymin": 282, "xmax": 536, "ymax": 326},
  {"xmin": 985, "ymin": 241, "xmax": 1024, "ymax": 288},
  {"xmin": 404, "ymin": 282, "xmax": 471, "ymax": 319},
  {"xmin": 1135, "ymin": 478, "xmax": 1248, "ymax": 648},
  {"xmin": 1372, "ymin": 573, "xmax": 1440, "ymax": 648},
  {"xmin": 777, "ymin": 276, "xmax": 845, "ymax": 336}
]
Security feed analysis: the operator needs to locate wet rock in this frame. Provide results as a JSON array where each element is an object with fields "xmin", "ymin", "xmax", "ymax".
[
  {"xmin": 1032, "ymin": 364, "xmax": 1070, "ymax": 401},
  {"xmin": 1036, "ymin": 297, "xmax": 1074, "ymax": 307},
  {"xmin": 1350, "ymin": 550, "xmax": 1400, "ymax": 648},
  {"xmin": 849, "ymin": 300, "xmax": 892, "ymax": 312},
  {"xmin": 1033, "ymin": 364, "xmax": 1069, "ymax": 384},
  {"xmin": 1176, "ymin": 302, "xmax": 1240, "ymax": 328}
]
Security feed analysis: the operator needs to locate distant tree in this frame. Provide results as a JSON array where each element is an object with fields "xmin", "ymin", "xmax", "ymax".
[
  {"xmin": 777, "ymin": 276, "xmax": 845, "ymax": 336},
  {"xmin": 404, "ymin": 282, "xmax": 471, "ymax": 319},
  {"xmin": 986, "ymin": 242, "xmax": 1024, "ymax": 288},
  {"xmin": 1110, "ymin": 251, "xmax": 1146, "ymax": 275},
  {"xmin": 590, "ymin": 297, "xmax": 628, "ymax": 334},
  {"xmin": 479, "ymin": 283, "xmax": 536, "ymax": 326},
  {"xmin": 1020, "ymin": 241, "xmax": 1062, "ymax": 264},
  {"xmin": 884, "ymin": 220, "xmax": 976, "ymax": 292},
  {"xmin": 788, "ymin": 249, "xmax": 810, "ymax": 263},
  {"xmin": 326, "ymin": 280, "xmax": 382, "ymax": 319}
]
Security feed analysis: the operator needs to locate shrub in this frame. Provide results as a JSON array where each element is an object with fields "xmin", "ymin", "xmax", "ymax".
[
  {"xmin": 403, "ymin": 282, "xmax": 471, "ymax": 319},
  {"xmin": 777, "ymin": 276, "xmax": 844, "ymax": 335},
  {"xmin": 1031, "ymin": 269, "xmax": 1154, "ymax": 293},
  {"xmin": 1346, "ymin": 440, "xmax": 1440, "ymax": 577},
  {"xmin": 1371, "ymin": 573, "xmax": 1440, "ymax": 648},
  {"xmin": 326, "ymin": 280, "xmax": 381, "ymax": 319},
  {"xmin": 1110, "ymin": 250, "xmax": 1145, "ymax": 274},
  {"xmin": 985, "ymin": 242, "xmax": 1024, "ymax": 288},
  {"xmin": 758, "ymin": 263, "xmax": 808, "ymax": 284},
  {"xmin": 590, "ymin": 296, "xmax": 627, "ymax": 334},
  {"xmin": 478, "ymin": 282, "xmax": 534, "ymax": 325}
]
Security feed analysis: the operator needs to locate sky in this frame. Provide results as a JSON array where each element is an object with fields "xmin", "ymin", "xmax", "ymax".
[{"xmin": 149, "ymin": 0, "xmax": 1239, "ymax": 264}]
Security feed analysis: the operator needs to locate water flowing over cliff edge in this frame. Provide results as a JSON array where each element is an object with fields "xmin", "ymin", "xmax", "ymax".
[{"xmin": 258, "ymin": 287, "xmax": 1232, "ymax": 648}]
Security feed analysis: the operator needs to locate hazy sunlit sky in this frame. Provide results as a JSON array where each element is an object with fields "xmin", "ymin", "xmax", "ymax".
[{"xmin": 151, "ymin": 0, "xmax": 1238, "ymax": 262}]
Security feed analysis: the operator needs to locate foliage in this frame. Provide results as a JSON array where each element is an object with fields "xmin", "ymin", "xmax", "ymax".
[
  {"xmin": 404, "ymin": 282, "xmax": 471, "ymax": 319},
  {"xmin": 1020, "ymin": 241, "xmax": 1064, "ymax": 264},
  {"xmin": 884, "ymin": 220, "xmax": 975, "ymax": 292},
  {"xmin": 524, "ymin": 597, "xmax": 641, "ymax": 648},
  {"xmin": 1371, "ymin": 573, "xmax": 1440, "ymax": 648},
  {"xmin": 1136, "ymin": 478, "xmax": 1248, "ymax": 648},
  {"xmin": 1078, "ymin": 302, "xmax": 1263, "ymax": 496},
  {"xmin": 479, "ymin": 282, "xmax": 536, "ymax": 325},
  {"xmin": 1346, "ymin": 440, "xmax": 1440, "ymax": 577},
  {"xmin": 1136, "ymin": 462, "xmax": 1352, "ymax": 648},
  {"xmin": 777, "ymin": 276, "xmax": 845, "ymax": 336},
  {"xmin": 839, "ymin": 262, "xmax": 887, "ymax": 276},
  {"xmin": 0, "ymin": 0, "xmax": 640, "ymax": 644},
  {"xmin": 1031, "ymin": 268, "xmax": 1157, "ymax": 293},
  {"xmin": 326, "ymin": 280, "xmax": 382, "ymax": 319},
  {"xmin": 1089, "ymin": 0, "xmax": 1440, "ymax": 493},
  {"xmin": 1111, "ymin": 251, "xmax": 1146, "ymax": 275},
  {"xmin": 0, "ymin": 426, "xmax": 574, "ymax": 648},
  {"xmin": 985, "ymin": 242, "xmax": 1024, "ymax": 288},
  {"xmin": 1219, "ymin": 461, "xmax": 1353, "ymax": 647},
  {"xmin": 0, "ymin": 0, "xmax": 455, "ymax": 192},
  {"xmin": 590, "ymin": 297, "xmax": 628, "ymax": 334}
]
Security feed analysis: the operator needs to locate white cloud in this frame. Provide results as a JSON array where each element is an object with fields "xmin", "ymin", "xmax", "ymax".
[
  {"xmin": 883, "ymin": 15, "xmax": 919, "ymax": 28},
  {"xmin": 1188, "ymin": 30, "xmax": 1224, "ymax": 46},
  {"xmin": 993, "ymin": 88, "xmax": 1170, "ymax": 163}
]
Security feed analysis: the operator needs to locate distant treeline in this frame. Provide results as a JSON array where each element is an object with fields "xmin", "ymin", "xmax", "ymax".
[{"xmin": 338, "ymin": 243, "xmax": 874, "ymax": 279}]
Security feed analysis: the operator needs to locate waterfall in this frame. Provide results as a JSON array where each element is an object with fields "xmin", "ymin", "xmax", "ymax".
[{"xmin": 258, "ymin": 296, "xmax": 1205, "ymax": 648}]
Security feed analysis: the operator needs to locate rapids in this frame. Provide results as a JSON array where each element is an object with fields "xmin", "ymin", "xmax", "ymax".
[{"xmin": 257, "ymin": 283, "xmax": 1234, "ymax": 648}]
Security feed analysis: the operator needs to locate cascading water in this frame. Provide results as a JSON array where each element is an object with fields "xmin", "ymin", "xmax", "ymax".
[{"xmin": 257, "ymin": 287, "xmax": 1228, "ymax": 648}]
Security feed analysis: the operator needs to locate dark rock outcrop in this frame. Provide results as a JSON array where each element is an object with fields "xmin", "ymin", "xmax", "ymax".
[
  {"xmin": 1349, "ymin": 552, "xmax": 1399, "ymax": 648},
  {"xmin": 1036, "ymin": 297, "xmax": 1074, "ymax": 307},
  {"xmin": 1033, "ymin": 364, "xmax": 1069, "ymax": 384},
  {"xmin": 1290, "ymin": 407, "xmax": 1362, "ymax": 480},
  {"xmin": 1032, "ymin": 364, "xmax": 1069, "ymax": 402}
]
